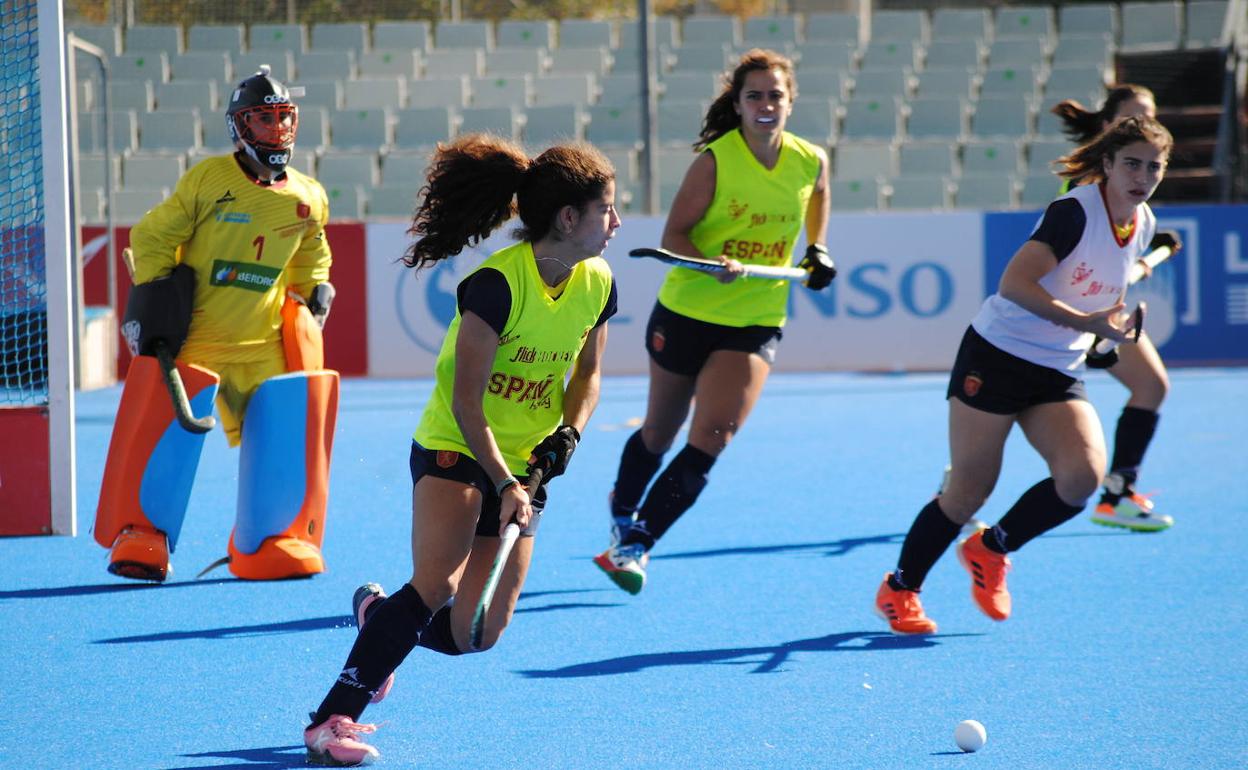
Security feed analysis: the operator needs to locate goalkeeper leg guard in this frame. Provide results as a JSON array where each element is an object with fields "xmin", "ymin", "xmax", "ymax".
[
  {"xmin": 228, "ymin": 370, "xmax": 339, "ymax": 580},
  {"xmin": 281, "ymin": 293, "xmax": 324, "ymax": 372},
  {"xmin": 94, "ymin": 355, "xmax": 219, "ymax": 581}
]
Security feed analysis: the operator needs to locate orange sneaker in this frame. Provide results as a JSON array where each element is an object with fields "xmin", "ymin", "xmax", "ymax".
[
  {"xmin": 874, "ymin": 573, "xmax": 938, "ymax": 634},
  {"xmin": 228, "ymin": 534, "xmax": 325, "ymax": 580},
  {"xmin": 107, "ymin": 525, "xmax": 170, "ymax": 582},
  {"xmin": 957, "ymin": 530, "xmax": 1011, "ymax": 621}
]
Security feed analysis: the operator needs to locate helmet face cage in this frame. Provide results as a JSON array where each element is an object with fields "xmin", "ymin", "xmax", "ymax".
[{"xmin": 226, "ymin": 70, "xmax": 299, "ymax": 174}]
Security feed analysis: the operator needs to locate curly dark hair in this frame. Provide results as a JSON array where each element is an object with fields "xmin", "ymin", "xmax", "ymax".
[{"xmin": 694, "ymin": 48, "xmax": 797, "ymax": 152}]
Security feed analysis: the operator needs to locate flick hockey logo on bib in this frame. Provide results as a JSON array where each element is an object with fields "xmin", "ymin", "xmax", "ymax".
[{"xmin": 210, "ymin": 259, "xmax": 282, "ymax": 292}]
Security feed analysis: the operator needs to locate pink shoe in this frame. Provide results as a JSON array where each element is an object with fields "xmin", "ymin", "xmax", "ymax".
[
  {"xmin": 352, "ymin": 583, "xmax": 395, "ymax": 703},
  {"xmin": 304, "ymin": 714, "xmax": 379, "ymax": 766}
]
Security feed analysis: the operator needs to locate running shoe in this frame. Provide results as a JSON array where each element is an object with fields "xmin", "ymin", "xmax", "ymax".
[
  {"xmin": 304, "ymin": 714, "xmax": 379, "ymax": 766},
  {"xmin": 874, "ymin": 573, "xmax": 938, "ymax": 634},
  {"xmin": 352, "ymin": 583, "xmax": 394, "ymax": 704},
  {"xmin": 1092, "ymin": 493, "xmax": 1173, "ymax": 532},
  {"xmin": 956, "ymin": 530, "xmax": 1012, "ymax": 621},
  {"xmin": 593, "ymin": 542, "xmax": 647, "ymax": 595},
  {"xmin": 107, "ymin": 525, "xmax": 170, "ymax": 582}
]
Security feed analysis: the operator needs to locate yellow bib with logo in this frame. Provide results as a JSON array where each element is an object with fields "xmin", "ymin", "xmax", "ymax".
[
  {"xmin": 414, "ymin": 241, "xmax": 613, "ymax": 474},
  {"xmin": 657, "ymin": 129, "xmax": 824, "ymax": 327}
]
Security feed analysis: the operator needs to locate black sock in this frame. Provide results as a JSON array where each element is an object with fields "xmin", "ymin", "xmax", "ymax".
[
  {"xmin": 621, "ymin": 444, "xmax": 716, "ymax": 550},
  {"xmin": 893, "ymin": 498, "xmax": 962, "ymax": 591},
  {"xmin": 611, "ymin": 430, "xmax": 665, "ymax": 516},
  {"xmin": 417, "ymin": 604, "xmax": 463, "ymax": 656},
  {"xmin": 1105, "ymin": 407, "xmax": 1159, "ymax": 499},
  {"xmin": 994, "ymin": 478, "xmax": 1085, "ymax": 551},
  {"xmin": 312, "ymin": 584, "xmax": 434, "ymax": 725}
]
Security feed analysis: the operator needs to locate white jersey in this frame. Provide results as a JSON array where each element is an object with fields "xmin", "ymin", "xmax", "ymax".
[{"xmin": 971, "ymin": 183, "xmax": 1156, "ymax": 373}]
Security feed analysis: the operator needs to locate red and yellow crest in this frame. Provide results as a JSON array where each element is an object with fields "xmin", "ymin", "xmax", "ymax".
[
  {"xmin": 436, "ymin": 450, "xmax": 459, "ymax": 469},
  {"xmin": 963, "ymin": 373, "xmax": 983, "ymax": 398}
]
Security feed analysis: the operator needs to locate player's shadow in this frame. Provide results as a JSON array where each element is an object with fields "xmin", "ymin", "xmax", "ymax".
[
  {"xmin": 518, "ymin": 630, "xmax": 983, "ymax": 679},
  {"xmin": 651, "ymin": 533, "xmax": 905, "ymax": 562},
  {"xmin": 514, "ymin": 587, "xmax": 626, "ymax": 615},
  {"xmin": 167, "ymin": 744, "xmax": 308, "ymax": 769},
  {"xmin": 93, "ymin": 615, "xmax": 349, "ymax": 644},
  {"xmin": 0, "ymin": 577, "xmax": 237, "ymax": 600}
]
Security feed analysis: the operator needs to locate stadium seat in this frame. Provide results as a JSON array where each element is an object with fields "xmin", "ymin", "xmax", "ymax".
[
  {"xmin": 887, "ymin": 175, "xmax": 953, "ymax": 209},
  {"xmin": 931, "ymin": 8, "xmax": 991, "ymax": 42},
  {"xmin": 112, "ymin": 52, "xmax": 169, "ymax": 83},
  {"xmin": 840, "ymin": 97, "xmax": 902, "ymax": 141},
  {"xmin": 1058, "ymin": 4, "xmax": 1118, "ymax": 41},
  {"xmin": 669, "ymin": 44, "xmax": 728, "ymax": 74},
  {"xmin": 458, "ymin": 106, "xmax": 521, "ymax": 140},
  {"xmin": 834, "ymin": 141, "xmax": 896, "ymax": 179},
  {"xmin": 954, "ymin": 173, "xmax": 1019, "ymax": 209},
  {"xmin": 325, "ymin": 184, "xmax": 366, "ymax": 219},
  {"xmin": 962, "ymin": 139, "xmax": 1023, "ymax": 175},
  {"xmin": 310, "ymin": 23, "xmax": 368, "ymax": 52},
  {"xmin": 471, "ymin": 75, "xmax": 532, "ymax": 108},
  {"xmin": 424, "ymin": 48, "xmax": 485, "ymax": 78},
  {"xmin": 859, "ymin": 40, "xmax": 919, "ymax": 70},
  {"xmin": 532, "ymin": 74, "xmax": 596, "ymax": 106},
  {"xmin": 249, "ymin": 23, "xmax": 308, "ymax": 55},
  {"xmin": 1027, "ymin": 138, "xmax": 1071, "ymax": 173},
  {"xmin": 296, "ymin": 51, "xmax": 355, "ymax": 80},
  {"xmin": 794, "ymin": 41, "xmax": 857, "ymax": 72},
  {"xmin": 970, "ymin": 97, "xmax": 1033, "ymax": 137},
  {"xmin": 393, "ymin": 106, "xmax": 456, "ymax": 148},
  {"xmin": 898, "ymin": 141, "xmax": 958, "ymax": 176},
  {"xmin": 170, "ymin": 52, "xmax": 232, "ymax": 85},
  {"xmin": 796, "ymin": 68, "xmax": 846, "ymax": 100},
  {"xmin": 408, "ymin": 75, "xmax": 470, "ymax": 109},
  {"xmin": 923, "ymin": 40, "xmax": 984, "ymax": 70},
  {"xmin": 380, "ymin": 152, "xmax": 430, "ymax": 185},
  {"xmin": 559, "ymin": 19, "xmax": 614, "ymax": 48},
  {"xmin": 658, "ymin": 99, "xmax": 707, "ymax": 145},
  {"xmin": 358, "ymin": 49, "xmax": 421, "ymax": 79},
  {"xmin": 436, "ymin": 20, "xmax": 493, "ymax": 50},
  {"xmin": 604, "ymin": 146, "xmax": 638, "ymax": 185},
  {"xmin": 906, "ymin": 97, "xmax": 967, "ymax": 140},
  {"xmin": 69, "ymin": 24, "xmax": 121, "ymax": 56},
  {"xmin": 660, "ymin": 72, "xmax": 718, "ymax": 102},
  {"xmin": 548, "ymin": 47, "xmax": 611, "ymax": 75},
  {"xmin": 850, "ymin": 68, "xmax": 913, "ymax": 100},
  {"xmin": 122, "ymin": 152, "xmax": 186, "ymax": 191},
  {"xmin": 125, "ymin": 25, "xmax": 182, "ymax": 55},
  {"xmin": 329, "ymin": 109, "xmax": 390, "ymax": 150},
  {"xmin": 995, "ymin": 6, "xmax": 1056, "ymax": 42},
  {"xmin": 978, "ymin": 66, "xmax": 1042, "ymax": 100},
  {"xmin": 485, "ymin": 48, "xmax": 548, "ymax": 76},
  {"xmin": 830, "ymin": 177, "xmax": 882, "ymax": 210},
  {"xmin": 616, "ymin": 17, "xmax": 679, "ymax": 52},
  {"xmin": 872, "ymin": 10, "xmax": 928, "ymax": 43},
  {"xmin": 1120, "ymin": 1, "xmax": 1181, "ymax": 50},
  {"xmin": 524, "ymin": 104, "xmax": 586, "ymax": 145},
  {"xmin": 1020, "ymin": 172, "xmax": 1062, "ymax": 206},
  {"xmin": 367, "ymin": 184, "xmax": 423, "ymax": 218},
  {"xmin": 187, "ymin": 25, "xmax": 245, "ymax": 54},
  {"xmin": 804, "ymin": 12, "xmax": 859, "ymax": 44},
  {"xmin": 138, "ymin": 110, "xmax": 202, "ymax": 152},
  {"xmin": 914, "ymin": 68, "xmax": 977, "ymax": 100},
  {"xmin": 587, "ymin": 104, "xmax": 642, "ymax": 148},
  {"xmin": 986, "ymin": 37, "xmax": 1049, "ymax": 68},
  {"xmin": 1043, "ymin": 64, "xmax": 1108, "ymax": 105},
  {"xmin": 1049, "ymin": 35, "xmax": 1115, "ymax": 68},
  {"xmin": 743, "ymin": 17, "xmax": 800, "ymax": 48},
  {"xmin": 106, "ymin": 80, "xmax": 153, "ymax": 112},
  {"xmin": 786, "ymin": 97, "xmax": 837, "ymax": 145},
  {"xmin": 298, "ymin": 80, "xmax": 342, "ymax": 110},
  {"xmin": 342, "ymin": 77, "xmax": 405, "ymax": 110},
  {"xmin": 77, "ymin": 154, "xmax": 121, "ymax": 202},
  {"xmin": 373, "ymin": 21, "xmax": 432, "ymax": 53},
  {"xmin": 316, "ymin": 150, "xmax": 379, "ymax": 188},
  {"xmin": 681, "ymin": 15, "xmax": 741, "ymax": 47},
  {"xmin": 155, "ymin": 80, "xmax": 218, "ymax": 113},
  {"xmin": 1185, "ymin": 0, "xmax": 1230, "ymax": 47},
  {"xmin": 497, "ymin": 20, "xmax": 554, "ymax": 49},
  {"xmin": 294, "ymin": 106, "xmax": 328, "ymax": 153},
  {"xmin": 112, "ymin": 188, "xmax": 169, "ymax": 222}
]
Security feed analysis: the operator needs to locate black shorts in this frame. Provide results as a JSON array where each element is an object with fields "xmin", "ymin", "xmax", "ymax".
[
  {"xmin": 645, "ymin": 300, "xmax": 782, "ymax": 377},
  {"xmin": 946, "ymin": 326, "xmax": 1087, "ymax": 415},
  {"xmin": 409, "ymin": 442, "xmax": 546, "ymax": 537}
]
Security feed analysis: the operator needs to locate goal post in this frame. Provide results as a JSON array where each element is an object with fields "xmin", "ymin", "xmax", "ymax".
[{"xmin": 0, "ymin": 0, "xmax": 77, "ymax": 536}]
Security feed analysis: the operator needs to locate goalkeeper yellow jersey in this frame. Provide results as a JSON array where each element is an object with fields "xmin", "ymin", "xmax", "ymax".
[
  {"xmin": 657, "ymin": 128, "xmax": 824, "ymax": 328},
  {"xmin": 129, "ymin": 153, "xmax": 331, "ymax": 364}
]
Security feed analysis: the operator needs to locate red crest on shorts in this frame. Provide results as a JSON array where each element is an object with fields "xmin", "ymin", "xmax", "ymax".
[
  {"xmin": 963, "ymin": 373, "xmax": 983, "ymax": 397},
  {"xmin": 297, "ymin": 201, "xmax": 311, "ymax": 219},
  {"xmin": 436, "ymin": 450, "xmax": 459, "ymax": 468},
  {"xmin": 651, "ymin": 326, "xmax": 666, "ymax": 353}
]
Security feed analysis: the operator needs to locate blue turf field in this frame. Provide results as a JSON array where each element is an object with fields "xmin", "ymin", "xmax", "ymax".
[{"xmin": 2, "ymin": 368, "xmax": 1246, "ymax": 769}]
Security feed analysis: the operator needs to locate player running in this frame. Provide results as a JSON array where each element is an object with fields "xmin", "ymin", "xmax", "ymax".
[
  {"xmin": 302, "ymin": 135, "xmax": 619, "ymax": 766},
  {"xmin": 94, "ymin": 66, "xmax": 338, "ymax": 582},
  {"xmin": 874, "ymin": 116, "xmax": 1174, "ymax": 634},
  {"xmin": 594, "ymin": 49, "xmax": 835, "ymax": 595},
  {"xmin": 1050, "ymin": 84, "xmax": 1181, "ymax": 531}
]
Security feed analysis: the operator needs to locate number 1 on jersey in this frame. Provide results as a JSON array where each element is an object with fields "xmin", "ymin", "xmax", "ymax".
[{"xmin": 252, "ymin": 235, "xmax": 265, "ymax": 261}]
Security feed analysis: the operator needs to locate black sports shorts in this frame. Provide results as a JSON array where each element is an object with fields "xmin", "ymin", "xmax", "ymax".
[
  {"xmin": 645, "ymin": 300, "xmax": 782, "ymax": 377},
  {"xmin": 409, "ymin": 441, "xmax": 546, "ymax": 537},
  {"xmin": 946, "ymin": 326, "xmax": 1087, "ymax": 415}
]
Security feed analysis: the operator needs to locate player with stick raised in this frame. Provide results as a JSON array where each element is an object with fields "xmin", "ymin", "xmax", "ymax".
[
  {"xmin": 594, "ymin": 49, "xmax": 834, "ymax": 595},
  {"xmin": 1051, "ymin": 84, "xmax": 1182, "ymax": 531},
  {"xmin": 874, "ymin": 116, "xmax": 1174, "ymax": 634},
  {"xmin": 303, "ymin": 135, "xmax": 619, "ymax": 766}
]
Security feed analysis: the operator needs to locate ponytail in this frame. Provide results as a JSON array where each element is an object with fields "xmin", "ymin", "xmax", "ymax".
[{"xmin": 1051, "ymin": 83, "xmax": 1155, "ymax": 144}]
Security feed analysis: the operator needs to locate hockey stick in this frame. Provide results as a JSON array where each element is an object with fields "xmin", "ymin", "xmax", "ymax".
[
  {"xmin": 1127, "ymin": 245, "xmax": 1172, "ymax": 285},
  {"xmin": 629, "ymin": 247, "xmax": 809, "ymax": 281},
  {"xmin": 469, "ymin": 464, "xmax": 546, "ymax": 652},
  {"xmin": 121, "ymin": 248, "xmax": 215, "ymax": 434}
]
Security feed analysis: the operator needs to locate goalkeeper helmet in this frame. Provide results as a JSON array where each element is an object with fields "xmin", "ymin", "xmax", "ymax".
[{"xmin": 226, "ymin": 65, "xmax": 299, "ymax": 174}]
